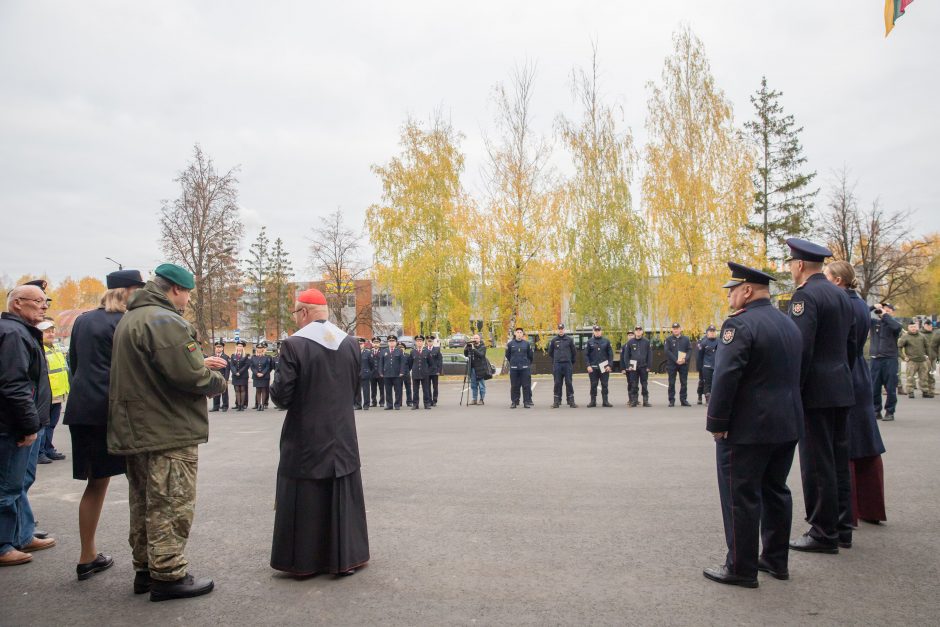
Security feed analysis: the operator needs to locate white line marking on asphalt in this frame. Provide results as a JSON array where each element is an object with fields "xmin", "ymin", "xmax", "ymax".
[
  {"xmin": 653, "ymin": 381, "xmax": 668, "ymax": 388},
  {"xmin": 532, "ymin": 382, "xmax": 538, "ymax": 391}
]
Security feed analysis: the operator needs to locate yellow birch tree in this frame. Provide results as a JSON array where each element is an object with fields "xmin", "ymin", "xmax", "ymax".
[
  {"xmin": 367, "ymin": 114, "xmax": 472, "ymax": 336},
  {"xmin": 643, "ymin": 27, "xmax": 757, "ymax": 333}
]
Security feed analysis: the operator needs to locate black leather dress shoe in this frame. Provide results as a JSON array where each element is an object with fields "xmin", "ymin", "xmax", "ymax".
[
  {"xmin": 150, "ymin": 573, "xmax": 214, "ymax": 602},
  {"xmin": 789, "ymin": 534, "xmax": 839, "ymax": 554},
  {"xmin": 838, "ymin": 534, "xmax": 852, "ymax": 549},
  {"xmin": 76, "ymin": 553, "xmax": 113, "ymax": 581},
  {"xmin": 757, "ymin": 557, "xmax": 789, "ymax": 580},
  {"xmin": 134, "ymin": 570, "xmax": 153, "ymax": 594},
  {"xmin": 33, "ymin": 529, "xmax": 49, "ymax": 539},
  {"xmin": 703, "ymin": 565, "xmax": 758, "ymax": 588},
  {"xmin": 48, "ymin": 451, "xmax": 66, "ymax": 461}
]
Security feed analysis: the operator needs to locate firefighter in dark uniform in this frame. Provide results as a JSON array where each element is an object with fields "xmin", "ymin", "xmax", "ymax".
[
  {"xmin": 356, "ymin": 338, "xmax": 374, "ymax": 410},
  {"xmin": 407, "ymin": 335, "xmax": 433, "ymax": 410},
  {"xmin": 703, "ymin": 262, "xmax": 804, "ymax": 588},
  {"xmin": 665, "ymin": 322, "xmax": 692, "ymax": 407},
  {"xmin": 251, "ymin": 341, "xmax": 273, "ymax": 411},
  {"xmin": 697, "ymin": 326, "xmax": 719, "ymax": 404},
  {"xmin": 230, "ymin": 340, "xmax": 250, "ymax": 411},
  {"xmin": 209, "ymin": 340, "xmax": 231, "ymax": 412},
  {"xmin": 505, "ymin": 327, "xmax": 534, "ymax": 408},
  {"xmin": 548, "ymin": 323, "xmax": 577, "ymax": 408},
  {"xmin": 622, "ymin": 326, "xmax": 652, "ymax": 407},
  {"xmin": 785, "ymin": 238, "xmax": 857, "ymax": 554},
  {"xmin": 585, "ymin": 325, "xmax": 613, "ymax": 408},
  {"xmin": 428, "ymin": 335, "xmax": 443, "ymax": 407},
  {"xmin": 379, "ymin": 335, "xmax": 407, "ymax": 410},
  {"xmin": 370, "ymin": 337, "xmax": 384, "ymax": 407}
]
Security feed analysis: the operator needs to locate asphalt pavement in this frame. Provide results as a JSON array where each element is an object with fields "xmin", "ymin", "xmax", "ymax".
[{"xmin": 2, "ymin": 375, "xmax": 938, "ymax": 625}]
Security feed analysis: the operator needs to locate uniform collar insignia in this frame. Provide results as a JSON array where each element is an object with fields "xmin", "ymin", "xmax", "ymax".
[{"xmin": 293, "ymin": 319, "xmax": 347, "ymax": 350}]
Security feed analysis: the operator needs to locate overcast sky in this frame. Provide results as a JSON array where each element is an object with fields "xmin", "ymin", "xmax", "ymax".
[{"xmin": 1, "ymin": 1, "xmax": 937, "ymax": 284}]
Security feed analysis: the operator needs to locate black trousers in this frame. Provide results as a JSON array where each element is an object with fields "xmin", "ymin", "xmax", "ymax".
[
  {"xmin": 716, "ymin": 439, "xmax": 797, "ymax": 578},
  {"xmin": 799, "ymin": 407, "xmax": 853, "ymax": 545},
  {"xmin": 870, "ymin": 357, "xmax": 898, "ymax": 414},
  {"xmin": 212, "ymin": 385, "xmax": 229, "ymax": 410},
  {"xmin": 702, "ymin": 367, "xmax": 714, "ymax": 396},
  {"xmin": 412, "ymin": 378, "xmax": 431, "ymax": 408},
  {"xmin": 359, "ymin": 379, "xmax": 371, "ymax": 409},
  {"xmin": 552, "ymin": 363, "xmax": 574, "ymax": 402},
  {"xmin": 429, "ymin": 375, "xmax": 439, "ymax": 404},
  {"xmin": 509, "ymin": 368, "xmax": 532, "ymax": 404},
  {"xmin": 403, "ymin": 374, "xmax": 413, "ymax": 404},
  {"xmin": 667, "ymin": 365, "xmax": 689, "ymax": 403},
  {"xmin": 627, "ymin": 369, "xmax": 649, "ymax": 403},
  {"xmin": 371, "ymin": 378, "xmax": 384, "ymax": 405},
  {"xmin": 384, "ymin": 377, "xmax": 403, "ymax": 408},
  {"xmin": 588, "ymin": 369, "xmax": 610, "ymax": 398}
]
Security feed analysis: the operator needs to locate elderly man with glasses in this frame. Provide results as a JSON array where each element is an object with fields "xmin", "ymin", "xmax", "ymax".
[{"xmin": 0, "ymin": 284, "xmax": 58, "ymax": 567}]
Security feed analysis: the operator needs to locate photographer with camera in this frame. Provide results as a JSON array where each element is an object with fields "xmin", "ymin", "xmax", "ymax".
[
  {"xmin": 869, "ymin": 302, "xmax": 902, "ymax": 421},
  {"xmin": 463, "ymin": 334, "xmax": 488, "ymax": 405}
]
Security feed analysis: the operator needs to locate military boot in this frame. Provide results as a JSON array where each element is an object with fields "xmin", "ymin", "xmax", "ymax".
[
  {"xmin": 587, "ymin": 396, "xmax": 597, "ymax": 408},
  {"xmin": 642, "ymin": 397, "xmax": 651, "ymax": 407},
  {"xmin": 150, "ymin": 573, "xmax": 214, "ymax": 602},
  {"xmin": 602, "ymin": 393, "xmax": 613, "ymax": 407},
  {"xmin": 567, "ymin": 397, "xmax": 578, "ymax": 408},
  {"xmin": 552, "ymin": 397, "xmax": 561, "ymax": 408},
  {"xmin": 697, "ymin": 395, "xmax": 703, "ymax": 405}
]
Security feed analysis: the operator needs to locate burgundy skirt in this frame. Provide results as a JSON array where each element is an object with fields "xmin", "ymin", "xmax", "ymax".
[{"xmin": 850, "ymin": 456, "xmax": 887, "ymax": 525}]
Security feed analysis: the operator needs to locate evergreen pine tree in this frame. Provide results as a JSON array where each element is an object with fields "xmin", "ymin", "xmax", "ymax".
[
  {"xmin": 243, "ymin": 227, "xmax": 271, "ymax": 340},
  {"xmin": 745, "ymin": 76, "xmax": 818, "ymax": 265},
  {"xmin": 267, "ymin": 237, "xmax": 295, "ymax": 339}
]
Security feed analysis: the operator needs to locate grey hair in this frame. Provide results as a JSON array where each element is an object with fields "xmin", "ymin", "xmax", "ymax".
[{"xmin": 6, "ymin": 285, "xmax": 35, "ymax": 311}]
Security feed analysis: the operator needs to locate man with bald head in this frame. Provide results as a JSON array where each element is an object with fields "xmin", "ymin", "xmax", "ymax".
[
  {"xmin": 1, "ymin": 284, "xmax": 57, "ymax": 566},
  {"xmin": 270, "ymin": 288, "xmax": 369, "ymax": 577}
]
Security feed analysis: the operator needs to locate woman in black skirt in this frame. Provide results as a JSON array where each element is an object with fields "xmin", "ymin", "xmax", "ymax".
[
  {"xmin": 64, "ymin": 270, "xmax": 144, "ymax": 580},
  {"xmin": 251, "ymin": 341, "xmax": 273, "ymax": 410},
  {"xmin": 230, "ymin": 341, "xmax": 250, "ymax": 410}
]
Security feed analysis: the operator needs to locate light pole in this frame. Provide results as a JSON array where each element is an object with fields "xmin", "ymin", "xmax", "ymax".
[{"xmin": 105, "ymin": 257, "xmax": 123, "ymax": 270}]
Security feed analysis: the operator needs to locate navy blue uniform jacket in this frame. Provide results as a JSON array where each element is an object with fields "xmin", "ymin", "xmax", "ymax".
[
  {"xmin": 788, "ymin": 273, "xmax": 856, "ymax": 409},
  {"xmin": 665, "ymin": 334, "xmax": 692, "ymax": 369},
  {"xmin": 64, "ymin": 308, "xmax": 122, "ymax": 427},
  {"xmin": 359, "ymin": 349, "xmax": 376, "ymax": 379},
  {"xmin": 621, "ymin": 337, "xmax": 652, "ymax": 370},
  {"xmin": 585, "ymin": 337, "xmax": 613, "ymax": 368},
  {"xmin": 846, "ymin": 290, "xmax": 886, "ymax": 458},
  {"xmin": 505, "ymin": 339, "xmax": 534, "ymax": 369},
  {"xmin": 408, "ymin": 347, "xmax": 433, "ymax": 379},
  {"xmin": 379, "ymin": 347, "xmax": 407, "ymax": 378},
  {"xmin": 706, "ymin": 299, "xmax": 804, "ymax": 444},
  {"xmin": 548, "ymin": 335, "xmax": 576, "ymax": 364}
]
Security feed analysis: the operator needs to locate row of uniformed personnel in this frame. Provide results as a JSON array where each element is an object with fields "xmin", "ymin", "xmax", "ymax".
[{"xmin": 357, "ymin": 335, "xmax": 444, "ymax": 410}]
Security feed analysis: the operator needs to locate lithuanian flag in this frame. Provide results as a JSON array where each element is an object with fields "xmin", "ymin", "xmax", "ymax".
[{"xmin": 885, "ymin": 0, "xmax": 915, "ymax": 37}]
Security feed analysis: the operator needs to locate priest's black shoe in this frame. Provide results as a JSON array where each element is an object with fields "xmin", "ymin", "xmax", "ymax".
[
  {"xmin": 757, "ymin": 557, "xmax": 789, "ymax": 580},
  {"xmin": 702, "ymin": 565, "xmax": 758, "ymax": 588},
  {"xmin": 76, "ymin": 553, "xmax": 113, "ymax": 581},
  {"xmin": 150, "ymin": 573, "xmax": 214, "ymax": 602},
  {"xmin": 134, "ymin": 570, "xmax": 153, "ymax": 594},
  {"xmin": 789, "ymin": 534, "xmax": 838, "ymax": 554}
]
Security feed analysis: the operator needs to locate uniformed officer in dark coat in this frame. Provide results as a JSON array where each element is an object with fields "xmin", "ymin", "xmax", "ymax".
[
  {"xmin": 548, "ymin": 323, "xmax": 577, "ymax": 408},
  {"xmin": 703, "ymin": 262, "xmax": 803, "ymax": 589},
  {"xmin": 379, "ymin": 335, "xmax": 407, "ymax": 410},
  {"xmin": 585, "ymin": 325, "xmax": 614, "ymax": 408},
  {"xmin": 622, "ymin": 326, "xmax": 652, "ymax": 407},
  {"xmin": 251, "ymin": 341, "xmax": 273, "ymax": 411},
  {"xmin": 209, "ymin": 340, "xmax": 231, "ymax": 412},
  {"xmin": 428, "ymin": 335, "xmax": 443, "ymax": 407},
  {"xmin": 370, "ymin": 337, "xmax": 384, "ymax": 407},
  {"xmin": 697, "ymin": 326, "xmax": 719, "ymax": 404},
  {"xmin": 407, "ymin": 335, "xmax": 433, "ymax": 410},
  {"xmin": 505, "ymin": 327, "xmax": 534, "ymax": 408},
  {"xmin": 785, "ymin": 238, "xmax": 857, "ymax": 554},
  {"xmin": 665, "ymin": 323, "xmax": 692, "ymax": 407},
  {"xmin": 230, "ymin": 341, "xmax": 250, "ymax": 411},
  {"xmin": 356, "ymin": 338, "xmax": 375, "ymax": 411}
]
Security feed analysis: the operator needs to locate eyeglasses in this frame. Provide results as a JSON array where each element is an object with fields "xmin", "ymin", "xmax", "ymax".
[
  {"xmin": 291, "ymin": 308, "xmax": 306, "ymax": 315},
  {"xmin": 17, "ymin": 297, "xmax": 48, "ymax": 306}
]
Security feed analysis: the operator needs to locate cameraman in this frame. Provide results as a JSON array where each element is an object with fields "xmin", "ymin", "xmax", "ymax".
[
  {"xmin": 870, "ymin": 302, "xmax": 902, "ymax": 421},
  {"xmin": 463, "ymin": 334, "xmax": 488, "ymax": 405}
]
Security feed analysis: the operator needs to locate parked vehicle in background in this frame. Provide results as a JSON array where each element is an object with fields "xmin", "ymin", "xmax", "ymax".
[
  {"xmin": 398, "ymin": 335, "xmax": 415, "ymax": 350},
  {"xmin": 440, "ymin": 353, "xmax": 470, "ymax": 375},
  {"xmin": 448, "ymin": 333, "xmax": 468, "ymax": 348}
]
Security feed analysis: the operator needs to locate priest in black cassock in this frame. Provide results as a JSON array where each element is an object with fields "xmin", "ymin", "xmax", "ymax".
[{"xmin": 269, "ymin": 288, "xmax": 369, "ymax": 576}]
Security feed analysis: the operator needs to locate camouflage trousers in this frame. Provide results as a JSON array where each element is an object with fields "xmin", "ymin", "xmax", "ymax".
[
  {"xmin": 126, "ymin": 446, "xmax": 198, "ymax": 581},
  {"xmin": 905, "ymin": 360, "xmax": 929, "ymax": 393}
]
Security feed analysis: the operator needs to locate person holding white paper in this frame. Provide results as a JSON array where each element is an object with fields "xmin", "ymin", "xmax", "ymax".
[
  {"xmin": 586, "ymin": 325, "xmax": 614, "ymax": 407},
  {"xmin": 665, "ymin": 322, "xmax": 692, "ymax": 407},
  {"xmin": 622, "ymin": 326, "xmax": 653, "ymax": 407}
]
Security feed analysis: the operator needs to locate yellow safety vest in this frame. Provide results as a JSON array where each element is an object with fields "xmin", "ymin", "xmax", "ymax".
[{"xmin": 45, "ymin": 345, "xmax": 70, "ymax": 399}]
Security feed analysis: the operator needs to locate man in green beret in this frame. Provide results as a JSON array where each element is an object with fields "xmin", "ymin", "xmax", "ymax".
[{"xmin": 108, "ymin": 263, "xmax": 228, "ymax": 602}]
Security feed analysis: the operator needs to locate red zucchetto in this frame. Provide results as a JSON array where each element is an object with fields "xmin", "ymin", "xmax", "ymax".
[{"xmin": 298, "ymin": 288, "xmax": 327, "ymax": 305}]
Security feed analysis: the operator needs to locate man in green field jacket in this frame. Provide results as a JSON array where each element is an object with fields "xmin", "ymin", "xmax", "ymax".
[{"xmin": 108, "ymin": 263, "xmax": 227, "ymax": 602}]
